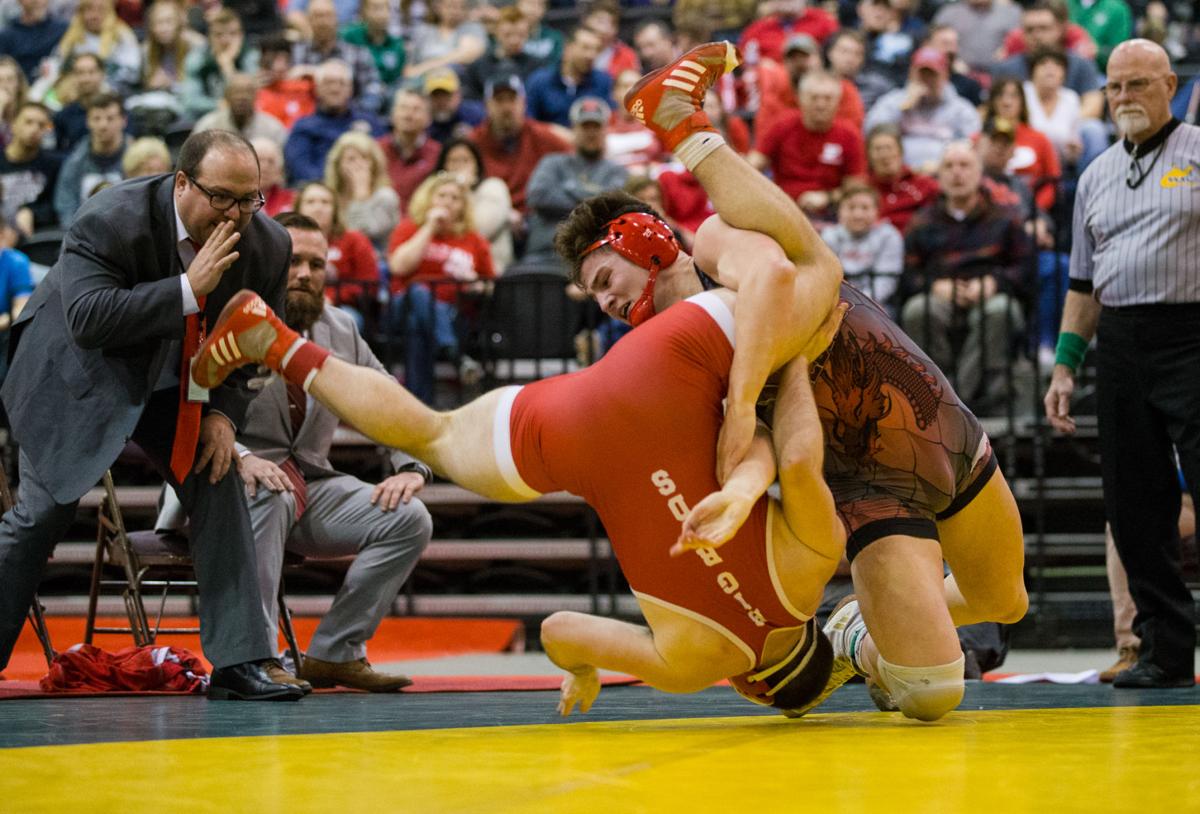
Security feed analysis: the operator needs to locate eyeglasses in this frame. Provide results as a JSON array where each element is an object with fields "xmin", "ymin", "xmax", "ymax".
[
  {"xmin": 1103, "ymin": 77, "xmax": 1164, "ymax": 98},
  {"xmin": 188, "ymin": 175, "xmax": 266, "ymax": 214}
]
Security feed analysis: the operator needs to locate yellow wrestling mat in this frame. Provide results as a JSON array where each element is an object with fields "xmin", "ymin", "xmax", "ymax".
[{"xmin": 4, "ymin": 705, "xmax": 1199, "ymax": 813}]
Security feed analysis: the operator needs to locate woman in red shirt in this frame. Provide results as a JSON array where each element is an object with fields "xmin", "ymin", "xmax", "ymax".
[
  {"xmin": 295, "ymin": 182, "xmax": 380, "ymax": 327},
  {"xmin": 865, "ymin": 124, "xmax": 939, "ymax": 233},
  {"xmin": 386, "ymin": 172, "xmax": 494, "ymax": 405},
  {"xmin": 985, "ymin": 76, "xmax": 1062, "ymax": 212}
]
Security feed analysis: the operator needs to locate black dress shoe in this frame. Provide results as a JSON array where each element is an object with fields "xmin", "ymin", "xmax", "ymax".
[
  {"xmin": 1111, "ymin": 661, "xmax": 1195, "ymax": 689},
  {"xmin": 208, "ymin": 660, "xmax": 306, "ymax": 701}
]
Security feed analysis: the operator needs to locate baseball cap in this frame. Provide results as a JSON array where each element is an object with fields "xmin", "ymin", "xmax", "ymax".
[
  {"xmin": 424, "ymin": 67, "xmax": 460, "ymax": 95},
  {"xmin": 569, "ymin": 96, "xmax": 610, "ymax": 126},
  {"xmin": 911, "ymin": 47, "xmax": 949, "ymax": 74},
  {"xmin": 485, "ymin": 74, "xmax": 525, "ymax": 99},
  {"xmin": 784, "ymin": 34, "xmax": 819, "ymax": 55},
  {"xmin": 983, "ymin": 116, "xmax": 1017, "ymax": 140}
]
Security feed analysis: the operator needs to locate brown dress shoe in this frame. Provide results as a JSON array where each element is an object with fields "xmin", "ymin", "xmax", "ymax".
[
  {"xmin": 299, "ymin": 657, "xmax": 413, "ymax": 692},
  {"xmin": 1099, "ymin": 645, "xmax": 1139, "ymax": 683},
  {"xmin": 264, "ymin": 659, "xmax": 313, "ymax": 694}
]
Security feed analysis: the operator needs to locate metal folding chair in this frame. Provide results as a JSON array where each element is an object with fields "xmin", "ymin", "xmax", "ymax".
[{"xmin": 83, "ymin": 472, "xmax": 303, "ymax": 670}]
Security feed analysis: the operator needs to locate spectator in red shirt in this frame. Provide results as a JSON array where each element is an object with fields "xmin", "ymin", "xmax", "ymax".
[
  {"xmin": 582, "ymin": 2, "xmax": 640, "ymax": 78},
  {"xmin": 386, "ymin": 172, "xmax": 494, "ymax": 404},
  {"xmin": 256, "ymin": 35, "xmax": 316, "ymax": 130},
  {"xmin": 469, "ymin": 74, "xmax": 571, "ymax": 216},
  {"xmin": 738, "ymin": 0, "xmax": 838, "ymax": 64},
  {"xmin": 999, "ymin": 3, "xmax": 1095, "ymax": 63},
  {"xmin": 751, "ymin": 70, "xmax": 866, "ymax": 217},
  {"xmin": 379, "ymin": 88, "xmax": 442, "ymax": 212},
  {"xmin": 865, "ymin": 122, "xmax": 939, "ymax": 231},
  {"xmin": 295, "ymin": 181, "xmax": 380, "ymax": 328},
  {"xmin": 655, "ymin": 168, "xmax": 715, "ymax": 236},
  {"xmin": 983, "ymin": 76, "xmax": 1061, "ymax": 212},
  {"xmin": 754, "ymin": 33, "xmax": 865, "ymax": 149}
]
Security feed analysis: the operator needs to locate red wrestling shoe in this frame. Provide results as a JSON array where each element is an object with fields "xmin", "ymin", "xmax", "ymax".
[
  {"xmin": 191, "ymin": 290, "xmax": 297, "ymax": 389},
  {"xmin": 623, "ymin": 41, "xmax": 741, "ymax": 151}
]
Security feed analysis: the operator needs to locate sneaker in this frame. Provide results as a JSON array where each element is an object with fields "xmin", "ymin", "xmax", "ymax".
[
  {"xmin": 192, "ymin": 290, "xmax": 294, "ymax": 389},
  {"xmin": 623, "ymin": 41, "xmax": 741, "ymax": 151},
  {"xmin": 783, "ymin": 594, "xmax": 867, "ymax": 717},
  {"xmin": 1099, "ymin": 645, "xmax": 1139, "ymax": 683}
]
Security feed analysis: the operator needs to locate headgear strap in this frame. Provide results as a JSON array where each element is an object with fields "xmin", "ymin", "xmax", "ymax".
[{"xmin": 581, "ymin": 212, "xmax": 680, "ymax": 327}]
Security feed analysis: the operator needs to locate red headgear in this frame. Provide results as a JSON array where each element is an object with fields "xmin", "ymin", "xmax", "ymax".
[{"xmin": 581, "ymin": 212, "xmax": 680, "ymax": 327}]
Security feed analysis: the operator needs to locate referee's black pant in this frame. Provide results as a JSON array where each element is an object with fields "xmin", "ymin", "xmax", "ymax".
[{"xmin": 1097, "ymin": 304, "xmax": 1200, "ymax": 678}]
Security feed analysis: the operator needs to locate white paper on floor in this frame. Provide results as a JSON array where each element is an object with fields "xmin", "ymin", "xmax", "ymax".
[{"xmin": 994, "ymin": 669, "xmax": 1101, "ymax": 685}]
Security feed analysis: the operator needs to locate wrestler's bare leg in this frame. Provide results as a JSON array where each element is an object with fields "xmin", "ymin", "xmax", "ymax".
[
  {"xmin": 691, "ymin": 145, "xmax": 834, "ymax": 270},
  {"xmin": 543, "ymin": 600, "xmax": 751, "ymax": 717},
  {"xmin": 307, "ymin": 359, "xmax": 531, "ymax": 502},
  {"xmin": 937, "ymin": 472, "xmax": 1029, "ymax": 626},
  {"xmin": 850, "ymin": 537, "xmax": 962, "ymax": 674},
  {"xmin": 840, "ymin": 473, "xmax": 1025, "ymax": 695}
]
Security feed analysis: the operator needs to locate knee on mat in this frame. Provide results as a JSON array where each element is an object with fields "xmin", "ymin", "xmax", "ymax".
[{"xmin": 876, "ymin": 655, "xmax": 965, "ymax": 722}]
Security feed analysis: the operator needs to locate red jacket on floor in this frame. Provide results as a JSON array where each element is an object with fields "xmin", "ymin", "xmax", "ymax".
[{"xmin": 40, "ymin": 644, "xmax": 208, "ymax": 693}]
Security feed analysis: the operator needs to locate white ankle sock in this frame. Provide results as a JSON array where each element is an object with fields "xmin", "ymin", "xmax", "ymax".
[{"xmin": 675, "ymin": 131, "xmax": 725, "ymax": 172}]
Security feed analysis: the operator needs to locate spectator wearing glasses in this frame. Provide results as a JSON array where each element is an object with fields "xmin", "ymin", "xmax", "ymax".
[
  {"xmin": 1044, "ymin": 40, "xmax": 1200, "ymax": 690},
  {"xmin": 0, "ymin": 130, "xmax": 304, "ymax": 701}
]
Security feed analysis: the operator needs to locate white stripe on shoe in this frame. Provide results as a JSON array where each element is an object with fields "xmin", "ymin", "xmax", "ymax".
[{"xmin": 662, "ymin": 78, "xmax": 696, "ymax": 92}]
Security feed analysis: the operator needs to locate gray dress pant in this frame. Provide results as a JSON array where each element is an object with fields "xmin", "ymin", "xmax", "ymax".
[{"xmin": 247, "ymin": 473, "xmax": 432, "ymax": 662}]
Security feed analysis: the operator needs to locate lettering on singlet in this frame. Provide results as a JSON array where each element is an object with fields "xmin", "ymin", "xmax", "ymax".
[{"xmin": 651, "ymin": 469, "xmax": 768, "ymax": 628}]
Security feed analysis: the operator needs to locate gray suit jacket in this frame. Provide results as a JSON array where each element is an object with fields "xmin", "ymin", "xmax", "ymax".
[
  {"xmin": 238, "ymin": 305, "xmax": 430, "ymax": 482},
  {"xmin": 1, "ymin": 174, "xmax": 290, "ymax": 503}
]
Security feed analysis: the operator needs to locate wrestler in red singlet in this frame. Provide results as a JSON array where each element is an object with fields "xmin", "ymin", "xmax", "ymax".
[{"xmin": 495, "ymin": 291, "xmax": 809, "ymax": 665}]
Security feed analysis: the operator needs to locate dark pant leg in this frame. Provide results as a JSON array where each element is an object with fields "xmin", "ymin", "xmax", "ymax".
[
  {"xmin": 1097, "ymin": 310, "xmax": 1196, "ymax": 676},
  {"xmin": 0, "ymin": 449, "xmax": 80, "ymax": 670},
  {"xmin": 131, "ymin": 389, "xmax": 273, "ymax": 669},
  {"xmin": 1143, "ymin": 313, "xmax": 1200, "ymax": 673}
]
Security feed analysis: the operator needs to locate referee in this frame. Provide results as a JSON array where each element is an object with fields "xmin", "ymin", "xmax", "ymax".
[{"xmin": 1044, "ymin": 40, "xmax": 1200, "ymax": 689}]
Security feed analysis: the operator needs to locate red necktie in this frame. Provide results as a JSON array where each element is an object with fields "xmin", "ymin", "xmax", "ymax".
[
  {"xmin": 169, "ymin": 238, "xmax": 206, "ymax": 483},
  {"xmin": 280, "ymin": 381, "xmax": 308, "ymax": 519},
  {"xmin": 169, "ymin": 293, "xmax": 207, "ymax": 482}
]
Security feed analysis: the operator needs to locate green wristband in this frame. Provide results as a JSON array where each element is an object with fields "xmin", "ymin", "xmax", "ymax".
[{"xmin": 1054, "ymin": 331, "xmax": 1089, "ymax": 372}]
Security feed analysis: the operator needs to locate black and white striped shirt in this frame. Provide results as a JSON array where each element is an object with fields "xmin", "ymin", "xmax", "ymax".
[{"xmin": 1070, "ymin": 119, "xmax": 1200, "ymax": 307}]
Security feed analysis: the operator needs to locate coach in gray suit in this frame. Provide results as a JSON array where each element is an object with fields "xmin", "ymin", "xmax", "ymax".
[
  {"xmin": 239, "ymin": 212, "xmax": 432, "ymax": 692},
  {"xmin": 0, "ymin": 131, "xmax": 304, "ymax": 701}
]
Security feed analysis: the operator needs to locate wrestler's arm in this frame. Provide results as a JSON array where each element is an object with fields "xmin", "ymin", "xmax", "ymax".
[
  {"xmin": 692, "ymin": 215, "xmax": 842, "ymax": 479},
  {"xmin": 671, "ymin": 424, "xmax": 776, "ymax": 555}
]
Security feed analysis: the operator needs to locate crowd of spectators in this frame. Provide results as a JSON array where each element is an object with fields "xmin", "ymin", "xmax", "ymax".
[{"xmin": 0, "ymin": 0, "xmax": 1197, "ymax": 411}]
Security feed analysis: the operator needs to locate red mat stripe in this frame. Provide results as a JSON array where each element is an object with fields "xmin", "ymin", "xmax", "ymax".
[{"xmin": 0, "ymin": 675, "xmax": 640, "ymax": 700}]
